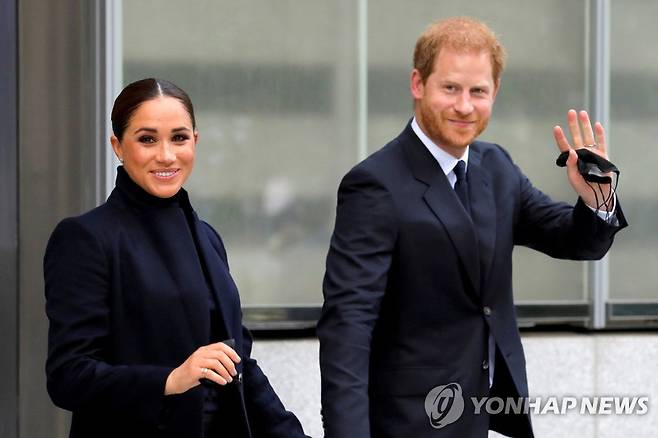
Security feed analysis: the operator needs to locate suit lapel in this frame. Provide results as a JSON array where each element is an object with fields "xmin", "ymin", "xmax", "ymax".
[
  {"xmin": 467, "ymin": 147, "xmax": 496, "ymax": 288},
  {"xmin": 423, "ymin": 183, "xmax": 481, "ymax": 295},
  {"xmin": 400, "ymin": 124, "xmax": 481, "ymax": 295}
]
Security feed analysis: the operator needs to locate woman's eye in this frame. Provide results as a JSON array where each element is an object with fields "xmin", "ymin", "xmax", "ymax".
[
  {"xmin": 138, "ymin": 135, "xmax": 156, "ymax": 144},
  {"xmin": 172, "ymin": 134, "xmax": 189, "ymax": 142}
]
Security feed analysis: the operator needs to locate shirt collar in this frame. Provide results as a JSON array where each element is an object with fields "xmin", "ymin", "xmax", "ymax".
[{"xmin": 411, "ymin": 116, "xmax": 469, "ymax": 176}]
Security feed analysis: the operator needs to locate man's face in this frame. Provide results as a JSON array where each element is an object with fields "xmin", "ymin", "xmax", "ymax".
[{"xmin": 411, "ymin": 48, "xmax": 499, "ymax": 158}]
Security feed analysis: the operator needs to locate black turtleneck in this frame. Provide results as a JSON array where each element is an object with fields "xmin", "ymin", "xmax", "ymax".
[{"xmin": 114, "ymin": 166, "xmax": 229, "ymax": 424}]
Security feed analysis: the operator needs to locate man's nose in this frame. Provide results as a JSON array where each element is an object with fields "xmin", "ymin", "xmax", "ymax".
[{"xmin": 454, "ymin": 92, "xmax": 474, "ymax": 115}]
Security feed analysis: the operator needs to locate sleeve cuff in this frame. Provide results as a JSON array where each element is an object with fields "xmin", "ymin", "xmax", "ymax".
[{"xmin": 586, "ymin": 195, "xmax": 618, "ymax": 225}]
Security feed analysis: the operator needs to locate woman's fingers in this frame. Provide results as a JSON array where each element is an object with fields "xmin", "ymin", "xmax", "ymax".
[
  {"xmin": 166, "ymin": 342, "xmax": 242, "ymax": 395},
  {"xmin": 200, "ymin": 358, "xmax": 232, "ymax": 384},
  {"xmin": 208, "ymin": 341, "xmax": 242, "ymax": 363},
  {"xmin": 209, "ymin": 351, "xmax": 238, "ymax": 377}
]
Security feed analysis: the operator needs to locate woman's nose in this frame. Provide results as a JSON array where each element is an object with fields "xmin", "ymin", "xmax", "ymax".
[{"xmin": 156, "ymin": 142, "xmax": 176, "ymax": 164}]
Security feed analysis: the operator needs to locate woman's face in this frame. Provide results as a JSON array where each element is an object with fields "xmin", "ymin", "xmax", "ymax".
[{"xmin": 111, "ymin": 96, "xmax": 197, "ymax": 198}]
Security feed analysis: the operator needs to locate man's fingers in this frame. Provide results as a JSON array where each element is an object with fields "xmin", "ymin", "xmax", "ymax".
[
  {"xmin": 566, "ymin": 149, "xmax": 578, "ymax": 167},
  {"xmin": 565, "ymin": 149, "xmax": 581, "ymax": 181},
  {"xmin": 594, "ymin": 122, "xmax": 607, "ymax": 154},
  {"xmin": 567, "ymin": 109, "xmax": 583, "ymax": 148},
  {"xmin": 579, "ymin": 110, "xmax": 595, "ymax": 146},
  {"xmin": 553, "ymin": 126, "xmax": 571, "ymax": 152}
]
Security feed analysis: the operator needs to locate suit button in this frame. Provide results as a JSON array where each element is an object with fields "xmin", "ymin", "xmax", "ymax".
[
  {"xmin": 482, "ymin": 360, "xmax": 489, "ymax": 370},
  {"xmin": 483, "ymin": 306, "xmax": 492, "ymax": 316},
  {"xmin": 237, "ymin": 372, "xmax": 243, "ymax": 384}
]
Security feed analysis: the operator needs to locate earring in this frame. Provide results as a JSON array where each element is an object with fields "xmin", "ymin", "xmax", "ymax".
[{"xmin": 118, "ymin": 157, "xmax": 124, "ymax": 163}]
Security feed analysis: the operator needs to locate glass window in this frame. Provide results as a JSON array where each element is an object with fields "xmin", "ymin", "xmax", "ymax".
[
  {"xmin": 122, "ymin": 0, "xmax": 594, "ymax": 314},
  {"xmin": 609, "ymin": 0, "xmax": 658, "ymax": 301},
  {"xmin": 123, "ymin": 0, "xmax": 358, "ymax": 307}
]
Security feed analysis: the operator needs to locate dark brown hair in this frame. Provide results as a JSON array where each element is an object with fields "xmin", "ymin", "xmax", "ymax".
[
  {"xmin": 413, "ymin": 17, "xmax": 506, "ymax": 85},
  {"xmin": 111, "ymin": 78, "xmax": 196, "ymax": 140}
]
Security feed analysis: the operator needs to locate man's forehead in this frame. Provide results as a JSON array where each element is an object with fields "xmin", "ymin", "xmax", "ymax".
[{"xmin": 432, "ymin": 49, "xmax": 494, "ymax": 80}]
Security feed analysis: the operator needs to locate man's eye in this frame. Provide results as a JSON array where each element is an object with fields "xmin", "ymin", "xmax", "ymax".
[{"xmin": 138, "ymin": 136, "xmax": 156, "ymax": 144}]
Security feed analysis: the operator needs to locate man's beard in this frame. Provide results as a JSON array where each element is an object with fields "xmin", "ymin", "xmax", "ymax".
[{"xmin": 418, "ymin": 101, "xmax": 489, "ymax": 151}]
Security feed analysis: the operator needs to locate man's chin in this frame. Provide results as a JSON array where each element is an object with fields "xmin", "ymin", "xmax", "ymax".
[{"xmin": 442, "ymin": 136, "xmax": 475, "ymax": 150}]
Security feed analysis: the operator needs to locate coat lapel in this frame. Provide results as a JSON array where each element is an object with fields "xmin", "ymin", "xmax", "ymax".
[
  {"xmin": 400, "ymin": 124, "xmax": 481, "ymax": 296},
  {"xmin": 190, "ymin": 215, "xmax": 236, "ymax": 339},
  {"xmin": 467, "ymin": 147, "xmax": 497, "ymax": 289}
]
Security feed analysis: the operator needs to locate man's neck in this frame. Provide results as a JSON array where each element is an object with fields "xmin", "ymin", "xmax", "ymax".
[
  {"xmin": 413, "ymin": 113, "xmax": 468, "ymax": 159},
  {"xmin": 414, "ymin": 113, "xmax": 468, "ymax": 160}
]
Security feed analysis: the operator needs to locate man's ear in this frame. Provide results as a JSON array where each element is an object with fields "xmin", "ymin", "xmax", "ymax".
[
  {"xmin": 110, "ymin": 135, "xmax": 123, "ymax": 161},
  {"xmin": 492, "ymin": 79, "xmax": 501, "ymax": 101},
  {"xmin": 410, "ymin": 69, "xmax": 425, "ymax": 100}
]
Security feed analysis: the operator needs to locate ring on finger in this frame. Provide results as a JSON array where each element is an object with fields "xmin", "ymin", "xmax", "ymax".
[
  {"xmin": 201, "ymin": 367, "xmax": 208, "ymax": 375},
  {"xmin": 585, "ymin": 144, "xmax": 597, "ymax": 148}
]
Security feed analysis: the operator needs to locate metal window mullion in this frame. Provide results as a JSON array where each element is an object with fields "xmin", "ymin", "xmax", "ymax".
[
  {"xmin": 357, "ymin": 0, "xmax": 368, "ymax": 161},
  {"xmin": 0, "ymin": 0, "xmax": 19, "ymax": 434},
  {"xmin": 587, "ymin": 0, "xmax": 611, "ymax": 329},
  {"xmin": 102, "ymin": 0, "xmax": 123, "ymax": 200}
]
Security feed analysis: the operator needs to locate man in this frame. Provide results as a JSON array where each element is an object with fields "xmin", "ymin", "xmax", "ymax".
[{"xmin": 318, "ymin": 17, "xmax": 627, "ymax": 438}]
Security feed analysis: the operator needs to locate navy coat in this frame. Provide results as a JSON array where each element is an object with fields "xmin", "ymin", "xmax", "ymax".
[
  {"xmin": 45, "ymin": 167, "xmax": 306, "ymax": 438},
  {"xmin": 318, "ymin": 123, "xmax": 627, "ymax": 437}
]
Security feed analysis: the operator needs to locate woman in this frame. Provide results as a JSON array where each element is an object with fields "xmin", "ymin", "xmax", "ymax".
[{"xmin": 44, "ymin": 78, "xmax": 307, "ymax": 438}]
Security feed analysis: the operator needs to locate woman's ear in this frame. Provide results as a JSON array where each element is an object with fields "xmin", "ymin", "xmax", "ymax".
[{"xmin": 110, "ymin": 135, "xmax": 123, "ymax": 162}]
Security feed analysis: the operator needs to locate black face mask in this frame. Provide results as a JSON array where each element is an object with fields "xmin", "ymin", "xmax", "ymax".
[
  {"xmin": 556, "ymin": 148, "xmax": 620, "ymax": 214},
  {"xmin": 555, "ymin": 148, "xmax": 619, "ymax": 184}
]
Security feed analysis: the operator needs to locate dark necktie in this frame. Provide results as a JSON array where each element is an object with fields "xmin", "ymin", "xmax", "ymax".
[{"xmin": 453, "ymin": 160, "xmax": 471, "ymax": 216}]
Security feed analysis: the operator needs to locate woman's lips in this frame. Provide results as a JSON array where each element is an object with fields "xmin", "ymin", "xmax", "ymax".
[{"xmin": 150, "ymin": 169, "xmax": 180, "ymax": 180}]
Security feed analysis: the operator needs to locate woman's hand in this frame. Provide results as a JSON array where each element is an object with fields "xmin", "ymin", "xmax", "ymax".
[{"xmin": 164, "ymin": 341, "xmax": 241, "ymax": 395}]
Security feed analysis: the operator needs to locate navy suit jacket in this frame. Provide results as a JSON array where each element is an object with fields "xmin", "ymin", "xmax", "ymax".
[
  {"xmin": 44, "ymin": 168, "xmax": 306, "ymax": 438},
  {"xmin": 318, "ymin": 123, "xmax": 627, "ymax": 437}
]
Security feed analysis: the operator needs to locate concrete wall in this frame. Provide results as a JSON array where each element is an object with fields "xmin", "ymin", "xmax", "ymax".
[{"xmin": 253, "ymin": 333, "xmax": 658, "ymax": 438}]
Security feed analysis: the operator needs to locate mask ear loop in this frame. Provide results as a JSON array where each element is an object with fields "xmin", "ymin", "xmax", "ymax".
[
  {"xmin": 594, "ymin": 172, "xmax": 619, "ymax": 221},
  {"xmin": 595, "ymin": 183, "xmax": 608, "ymax": 220},
  {"xmin": 586, "ymin": 180, "xmax": 601, "ymax": 216},
  {"xmin": 604, "ymin": 172, "xmax": 620, "ymax": 221}
]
